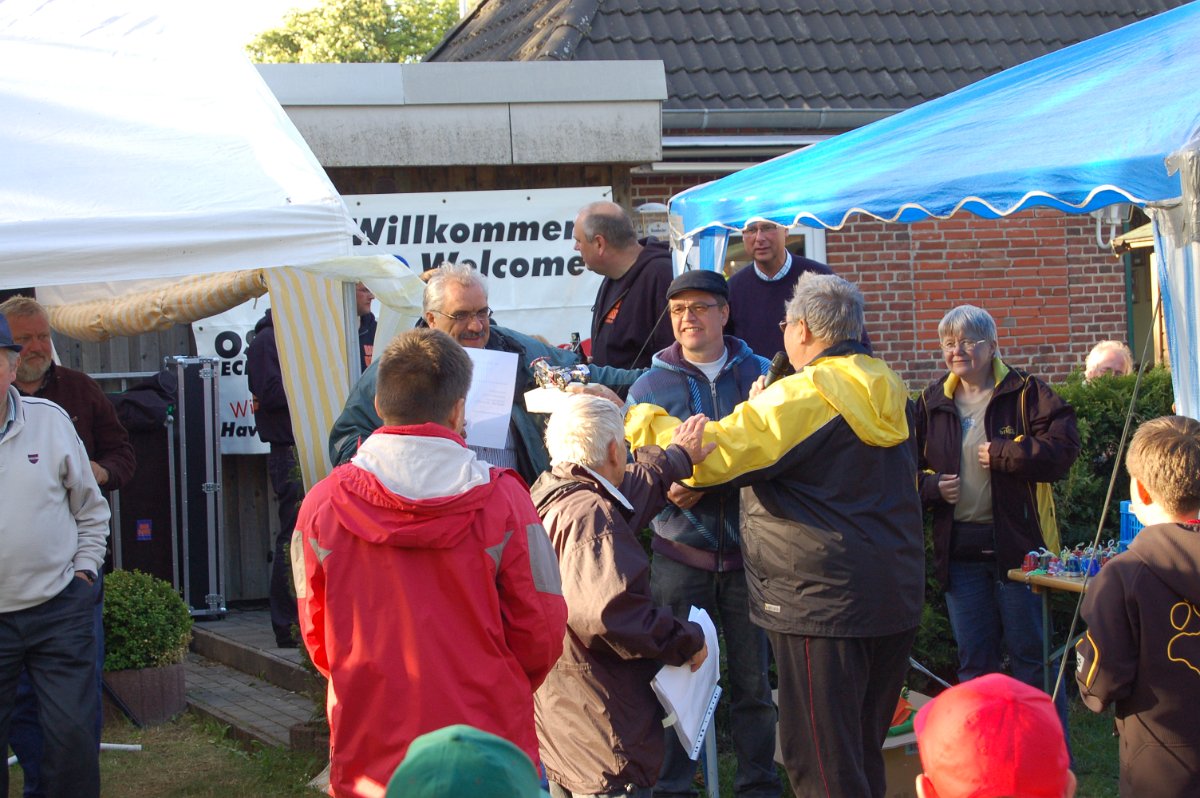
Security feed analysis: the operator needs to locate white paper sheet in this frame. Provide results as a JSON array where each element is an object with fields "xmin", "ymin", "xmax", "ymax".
[
  {"xmin": 651, "ymin": 606, "xmax": 722, "ymax": 760},
  {"xmin": 523, "ymin": 386, "xmax": 573, "ymax": 415},
  {"xmin": 463, "ymin": 348, "xmax": 519, "ymax": 450}
]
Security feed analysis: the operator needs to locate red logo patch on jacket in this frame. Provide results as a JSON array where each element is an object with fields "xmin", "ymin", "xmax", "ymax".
[
  {"xmin": 603, "ymin": 299, "xmax": 622, "ymax": 325},
  {"xmin": 27, "ymin": 453, "xmax": 39, "ymax": 464}
]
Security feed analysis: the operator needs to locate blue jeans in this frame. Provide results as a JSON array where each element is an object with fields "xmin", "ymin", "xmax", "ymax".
[
  {"xmin": 945, "ymin": 561, "xmax": 1071, "ymax": 757},
  {"xmin": 0, "ymin": 577, "xmax": 100, "ymax": 798},
  {"xmin": 650, "ymin": 555, "xmax": 780, "ymax": 798},
  {"xmin": 9, "ymin": 572, "xmax": 104, "ymax": 798},
  {"xmin": 945, "ymin": 561, "xmax": 1044, "ymax": 684}
]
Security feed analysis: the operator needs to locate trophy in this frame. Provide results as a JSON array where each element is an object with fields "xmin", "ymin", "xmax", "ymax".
[{"xmin": 531, "ymin": 356, "xmax": 591, "ymax": 391}]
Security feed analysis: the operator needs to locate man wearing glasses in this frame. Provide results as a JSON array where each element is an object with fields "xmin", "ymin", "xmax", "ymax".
[
  {"xmin": 329, "ymin": 263, "xmax": 641, "ymax": 485},
  {"xmin": 627, "ymin": 273, "xmax": 923, "ymax": 798},
  {"xmin": 727, "ymin": 218, "xmax": 832, "ymax": 359},
  {"xmin": 625, "ymin": 270, "xmax": 780, "ymax": 798}
]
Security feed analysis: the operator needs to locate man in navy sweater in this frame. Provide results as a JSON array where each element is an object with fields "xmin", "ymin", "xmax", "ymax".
[{"xmin": 726, "ymin": 219, "xmax": 832, "ymax": 359}]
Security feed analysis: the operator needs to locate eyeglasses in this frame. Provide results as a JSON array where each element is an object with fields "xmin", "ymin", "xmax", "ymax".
[
  {"xmin": 741, "ymin": 223, "xmax": 781, "ymax": 238},
  {"xmin": 431, "ymin": 307, "xmax": 493, "ymax": 324},
  {"xmin": 778, "ymin": 319, "xmax": 796, "ymax": 332},
  {"xmin": 669, "ymin": 302, "xmax": 722, "ymax": 317},
  {"xmin": 940, "ymin": 339, "xmax": 989, "ymax": 353}
]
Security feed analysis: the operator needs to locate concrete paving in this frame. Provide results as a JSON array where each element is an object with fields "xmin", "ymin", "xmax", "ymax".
[{"xmin": 184, "ymin": 606, "xmax": 323, "ymax": 753}]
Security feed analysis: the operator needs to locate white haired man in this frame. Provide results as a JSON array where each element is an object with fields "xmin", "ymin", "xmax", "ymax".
[
  {"xmin": 1084, "ymin": 339, "xmax": 1133, "ymax": 381},
  {"xmin": 532, "ymin": 394, "xmax": 711, "ymax": 798}
]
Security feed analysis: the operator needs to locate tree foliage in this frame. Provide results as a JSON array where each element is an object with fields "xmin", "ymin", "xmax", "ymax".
[{"xmin": 247, "ymin": 0, "xmax": 459, "ymax": 64}]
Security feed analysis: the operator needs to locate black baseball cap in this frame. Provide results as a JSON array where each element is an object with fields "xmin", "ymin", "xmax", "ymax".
[{"xmin": 665, "ymin": 269, "xmax": 729, "ymax": 300}]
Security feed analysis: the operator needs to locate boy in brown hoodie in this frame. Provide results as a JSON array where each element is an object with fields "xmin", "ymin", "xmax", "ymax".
[{"xmin": 1076, "ymin": 415, "xmax": 1200, "ymax": 797}]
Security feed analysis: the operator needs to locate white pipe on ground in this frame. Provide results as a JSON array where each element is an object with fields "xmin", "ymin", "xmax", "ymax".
[{"xmin": 9, "ymin": 743, "xmax": 143, "ymax": 768}]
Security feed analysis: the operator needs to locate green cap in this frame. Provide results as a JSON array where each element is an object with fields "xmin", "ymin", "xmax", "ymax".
[{"xmin": 385, "ymin": 725, "xmax": 550, "ymax": 798}]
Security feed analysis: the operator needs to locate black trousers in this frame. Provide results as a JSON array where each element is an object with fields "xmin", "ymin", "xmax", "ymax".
[
  {"xmin": 267, "ymin": 444, "xmax": 302, "ymax": 644},
  {"xmin": 769, "ymin": 627, "xmax": 917, "ymax": 798},
  {"xmin": 0, "ymin": 578, "xmax": 100, "ymax": 798}
]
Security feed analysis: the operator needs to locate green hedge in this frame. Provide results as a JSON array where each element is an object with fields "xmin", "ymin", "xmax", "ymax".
[
  {"xmin": 1051, "ymin": 366, "xmax": 1175, "ymax": 549},
  {"xmin": 910, "ymin": 520, "xmax": 957, "ymax": 688},
  {"xmin": 103, "ymin": 569, "xmax": 193, "ymax": 671}
]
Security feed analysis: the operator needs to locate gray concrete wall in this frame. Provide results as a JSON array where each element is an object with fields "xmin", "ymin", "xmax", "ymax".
[{"xmin": 257, "ymin": 61, "xmax": 666, "ymax": 167}]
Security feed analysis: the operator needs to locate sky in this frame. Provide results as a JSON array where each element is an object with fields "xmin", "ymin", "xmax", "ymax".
[
  {"xmin": 0, "ymin": 0, "xmax": 322, "ymax": 48},
  {"xmin": 197, "ymin": 0, "xmax": 322, "ymax": 49}
]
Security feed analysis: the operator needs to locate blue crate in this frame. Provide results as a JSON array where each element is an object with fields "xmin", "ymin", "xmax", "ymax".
[{"xmin": 1119, "ymin": 500, "xmax": 1144, "ymax": 551}]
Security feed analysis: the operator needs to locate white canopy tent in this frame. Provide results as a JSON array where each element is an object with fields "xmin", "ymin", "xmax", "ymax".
[
  {"xmin": 0, "ymin": 0, "xmax": 424, "ymax": 484},
  {"xmin": 0, "ymin": 2, "xmax": 356, "ymax": 287}
]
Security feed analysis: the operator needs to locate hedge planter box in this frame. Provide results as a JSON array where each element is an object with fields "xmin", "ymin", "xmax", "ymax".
[
  {"xmin": 102, "ymin": 569, "xmax": 193, "ymax": 726},
  {"xmin": 104, "ymin": 663, "xmax": 187, "ymax": 726}
]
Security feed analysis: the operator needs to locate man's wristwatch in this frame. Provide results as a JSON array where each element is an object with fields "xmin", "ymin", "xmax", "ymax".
[{"xmin": 77, "ymin": 569, "xmax": 97, "ymax": 585}]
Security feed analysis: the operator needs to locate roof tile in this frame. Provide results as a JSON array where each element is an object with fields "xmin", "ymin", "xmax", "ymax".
[{"xmin": 426, "ymin": 1, "xmax": 1191, "ymax": 117}]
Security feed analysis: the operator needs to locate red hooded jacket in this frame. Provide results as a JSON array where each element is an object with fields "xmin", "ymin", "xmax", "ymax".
[{"xmin": 293, "ymin": 424, "xmax": 566, "ymax": 798}]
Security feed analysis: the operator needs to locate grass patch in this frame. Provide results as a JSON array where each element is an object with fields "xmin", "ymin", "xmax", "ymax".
[
  {"xmin": 710, "ymin": 693, "xmax": 1119, "ymax": 796},
  {"xmin": 7, "ymin": 689, "xmax": 1118, "ymax": 796},
  {"xmin": 9, "ymin": 712, "xmax": 324, "ymax": 797},
  {"xmin": 1070, "ymin": 697, "xmax": 1120, "ymax": 798}
]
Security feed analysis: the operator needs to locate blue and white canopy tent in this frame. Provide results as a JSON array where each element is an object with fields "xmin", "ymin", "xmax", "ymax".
[{"xmin": 669, "ymin": 1, "xmax": 1200, "ymax": 416}]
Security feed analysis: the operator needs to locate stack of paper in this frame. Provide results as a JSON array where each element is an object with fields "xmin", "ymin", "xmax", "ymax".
[{"xmin": 651, "ymin": 606, "xmax": 722, "ymax": 759}]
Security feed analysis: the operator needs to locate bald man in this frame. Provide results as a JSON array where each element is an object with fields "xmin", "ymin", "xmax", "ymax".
[{"xmin": 574, "ymin": 201, "xmax": 675, "ymax": 371}]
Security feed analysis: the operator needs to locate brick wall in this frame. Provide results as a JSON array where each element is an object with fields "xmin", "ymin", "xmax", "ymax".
[{"xmin": 633, "ymin": 173, "xmax": 1126, "ymax": 387}]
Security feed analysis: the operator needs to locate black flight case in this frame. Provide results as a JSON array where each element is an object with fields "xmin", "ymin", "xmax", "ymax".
[{"xmin": 164, "ymin": 356, "xmax": 227, "ymax": 618}]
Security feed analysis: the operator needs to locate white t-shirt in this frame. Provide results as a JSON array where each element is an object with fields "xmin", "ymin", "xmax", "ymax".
[
  {"xmin": 954, "ymin": 387, "xmax": 994, "ymax": 524},
  {"xmin": 684, "ymin": 349, "xmax": 728, "ymax": 383}
]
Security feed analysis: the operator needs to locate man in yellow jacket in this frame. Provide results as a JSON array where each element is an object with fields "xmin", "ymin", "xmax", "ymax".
[{"xmin": 626, "ymin": 272, "xmax": 924, "ymax": 798}]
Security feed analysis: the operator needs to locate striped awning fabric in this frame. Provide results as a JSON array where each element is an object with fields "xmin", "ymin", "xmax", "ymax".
[{"xmin": 47, "ymin": 269, "xmax": 268, "ymax": 342}]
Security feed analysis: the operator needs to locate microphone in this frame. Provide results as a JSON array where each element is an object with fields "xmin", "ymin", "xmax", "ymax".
[{"xmin": 764, "ymin": 351, "xmax": 791, "ymax": 388}]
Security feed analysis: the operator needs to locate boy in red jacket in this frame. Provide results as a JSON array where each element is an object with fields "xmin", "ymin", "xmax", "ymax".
[{"xmin": 294, "ymin": 328, "xmax": 567, "ymax": 798}]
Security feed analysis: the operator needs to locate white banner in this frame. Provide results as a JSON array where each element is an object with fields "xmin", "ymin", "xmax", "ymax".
[
  {"xmin": 192, "ymin": 300, "xmax": 270, "ymax": 455},
  {"xmin": 344, "ymin": 187, "xmax": 608, "ymax": 345}
]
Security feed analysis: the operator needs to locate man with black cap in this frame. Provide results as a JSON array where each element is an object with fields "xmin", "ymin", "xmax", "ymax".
[
  {"xmin": 1, "ymin": 295, "xmax": 136, "ymax": 795},
  {"xmin": 0, "ymin": 314, "xmax": 109, "ymax": 798},
  {"xmin": 625, "ymin": 270, "xmax": 781, "ymax": 798}
]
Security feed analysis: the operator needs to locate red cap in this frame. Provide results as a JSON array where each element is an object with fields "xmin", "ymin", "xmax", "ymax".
[{"xmin": 914, "ymin": 673, "xmax": 1070, "ymax": 798}]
